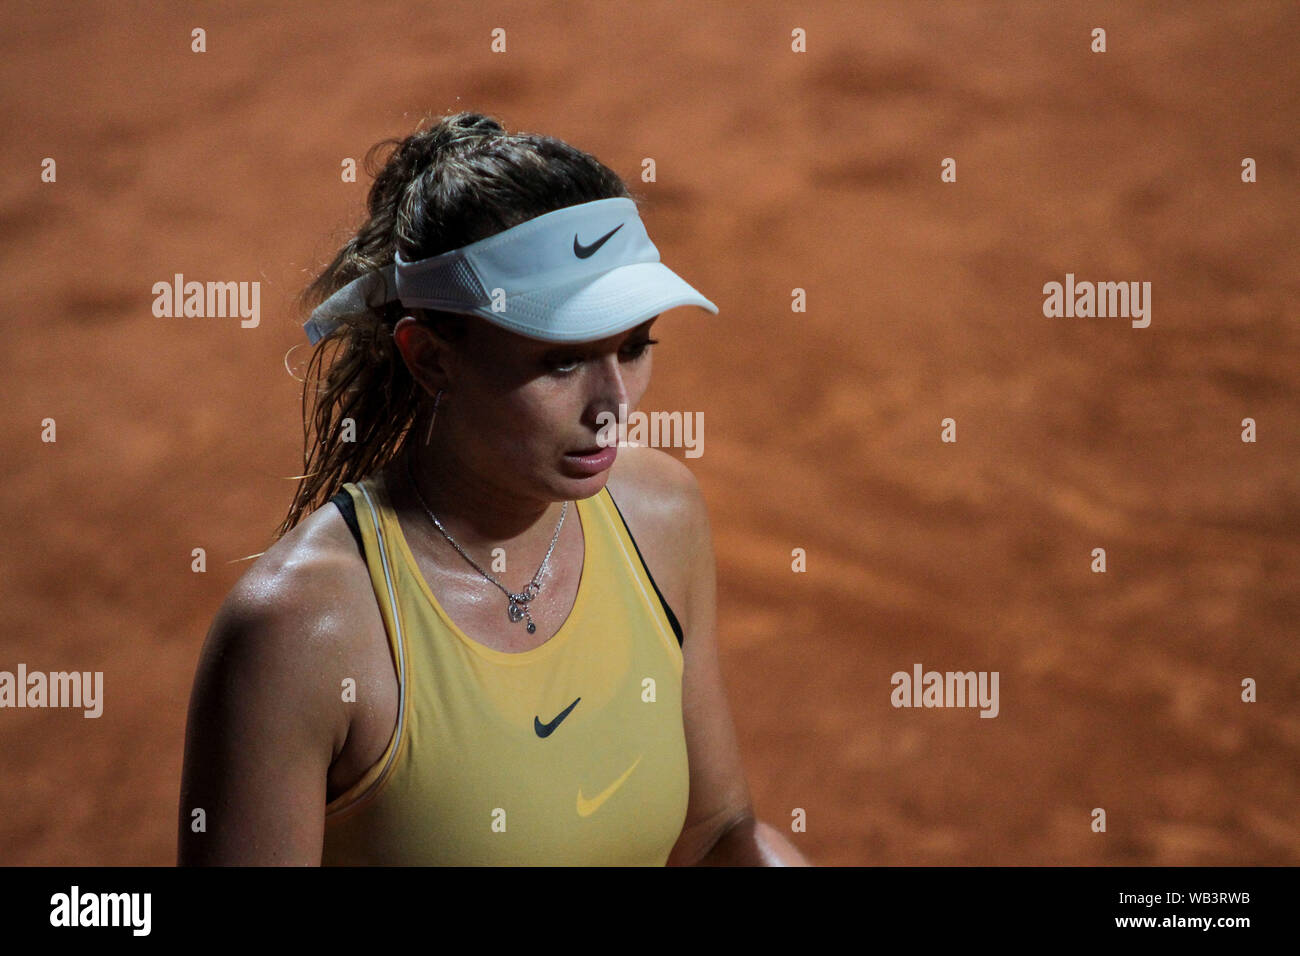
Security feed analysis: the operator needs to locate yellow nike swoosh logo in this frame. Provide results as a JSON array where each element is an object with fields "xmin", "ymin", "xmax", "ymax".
[{"xmin": 576, "ymin": 755, "xmax": 642, "ymax": 818}]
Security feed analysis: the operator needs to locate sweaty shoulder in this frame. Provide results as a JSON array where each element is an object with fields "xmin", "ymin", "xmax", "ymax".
[
  {"xmin": 606, "ymin": 444, "xmax": 707, "ymax": 534},
  {"xmin": 198, "ymin": 500, "xmax": 380, "ymax": 754},
  {"xmin": 225, "ymin": 499, "xmax": 375, "ymax": 646}
]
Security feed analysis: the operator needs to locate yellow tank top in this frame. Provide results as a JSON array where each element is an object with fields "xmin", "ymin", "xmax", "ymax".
[{"xmin": 319, "ymin": 474, "xmax": 690, "ymax": 865}]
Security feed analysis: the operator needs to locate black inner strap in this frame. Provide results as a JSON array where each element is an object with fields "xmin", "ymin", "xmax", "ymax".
[{"xmin": 330, "ymin": 489, "xmax": 364, "ymax": 556}]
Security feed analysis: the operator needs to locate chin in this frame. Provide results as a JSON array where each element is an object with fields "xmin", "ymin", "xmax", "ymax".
[{"xmin": 554, "ymin": 466, "xmax": 613, "ymax": 498}]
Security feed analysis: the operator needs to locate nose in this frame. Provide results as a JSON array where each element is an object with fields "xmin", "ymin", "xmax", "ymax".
[{"xmin": 584, "ymin": 352, "xmax": 631, "ymax": 427}]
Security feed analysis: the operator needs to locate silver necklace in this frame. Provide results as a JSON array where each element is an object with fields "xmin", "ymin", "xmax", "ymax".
[{"xmin": 405, "ymin": 454, "xmax": 567, "ymax": 635}]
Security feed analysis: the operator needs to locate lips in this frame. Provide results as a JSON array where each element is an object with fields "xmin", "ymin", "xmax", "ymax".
[{"xmin": 561, "ymin": 444, "xmax": 617, "ymax": 477}]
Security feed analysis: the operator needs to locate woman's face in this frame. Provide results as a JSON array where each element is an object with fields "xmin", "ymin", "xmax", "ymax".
[{"xmin": 402, "ymin": 314, "xmax": 658, "ymax": 504}]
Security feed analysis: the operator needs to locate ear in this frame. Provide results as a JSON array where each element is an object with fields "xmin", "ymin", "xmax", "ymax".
[{"xmin": 393, "ymin": 314, "xmax": 454, "ymax": 394}]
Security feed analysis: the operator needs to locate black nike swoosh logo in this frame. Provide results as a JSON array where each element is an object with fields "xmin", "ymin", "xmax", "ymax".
[
  {"xmin": 573, "ymin": 224, "xmax": 623, "ymax": 258},
  {"xmin": 534, "ymin": 697, "xmax": 581, "ymax": 737}
]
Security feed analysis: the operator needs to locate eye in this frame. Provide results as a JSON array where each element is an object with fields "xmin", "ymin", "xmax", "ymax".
[
  {"xmin": 544, "ymin": 352, "xmax": 584, "ymax": 374},
  {"xmin": 544, "ymin": 337, "xmax": 657, "ymax": 375}
]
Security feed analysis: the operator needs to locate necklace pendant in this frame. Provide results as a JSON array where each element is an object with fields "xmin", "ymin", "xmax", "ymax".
[
  {"xmin": 526, "ymin": 620, "xmax": 537, "ymax": 634},
  {"xmin": 508, "ymin": 602, "xmax": 524, "ymax": 623}
]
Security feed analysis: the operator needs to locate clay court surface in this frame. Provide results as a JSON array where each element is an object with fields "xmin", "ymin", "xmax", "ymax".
[{"xmin": 2, "ymin": 1, "xmax": 1296, "ymax": 865}]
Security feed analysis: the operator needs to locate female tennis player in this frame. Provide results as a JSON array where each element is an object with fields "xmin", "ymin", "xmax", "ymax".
[{"xmin": 177, "ymin": 111, "xmax": 810, "ymax": 866}]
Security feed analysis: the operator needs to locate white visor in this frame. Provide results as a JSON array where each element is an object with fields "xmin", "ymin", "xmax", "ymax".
[{"xmin": 302, "ymin": 197, "xmax": 717, "ymax": 345}]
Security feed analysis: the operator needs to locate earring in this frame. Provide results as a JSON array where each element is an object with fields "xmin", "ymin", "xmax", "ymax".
[{"xmin": 424, "ymin": 388, "xmax": 444, "ymax": 446}]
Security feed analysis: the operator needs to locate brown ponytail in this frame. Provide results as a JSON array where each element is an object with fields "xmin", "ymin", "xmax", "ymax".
[{"xmin": 273, "ymin": 111, "xmax": 634, "ymax": 540}]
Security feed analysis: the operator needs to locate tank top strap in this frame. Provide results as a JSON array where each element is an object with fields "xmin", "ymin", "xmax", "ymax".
[
  {"xmin": 584, "ymin": 487, "xmax": 685, "ymax": 677},
  {"xmin": 322, "ymin": 476, "xmax": 410, "ymax": 820}
]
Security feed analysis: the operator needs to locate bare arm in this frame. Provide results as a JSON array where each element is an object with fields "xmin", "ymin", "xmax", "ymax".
[{"xmin": 177, "ymin": 553, "xmax": 355, "ymax": 866}]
